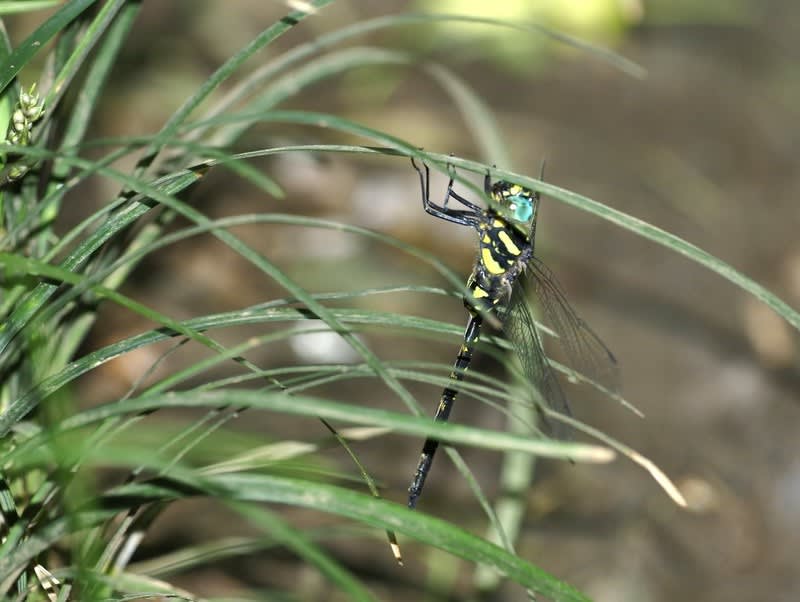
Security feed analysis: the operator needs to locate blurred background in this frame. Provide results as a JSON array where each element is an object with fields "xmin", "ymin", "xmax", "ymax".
[{"xmin": 17, "ymin": 0, "xmax": 800, "ymax": 600}]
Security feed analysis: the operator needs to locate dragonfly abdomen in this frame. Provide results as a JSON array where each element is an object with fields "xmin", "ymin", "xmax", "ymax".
[{"xmin": 407, "ymin": 312, "xmax": 483, "ymax": 508}]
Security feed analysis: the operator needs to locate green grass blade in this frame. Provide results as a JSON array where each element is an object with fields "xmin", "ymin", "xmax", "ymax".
[
  {"xmin": 207, "ymin": 46, "xmax": 508, "ymax": 166},
  {"xmin": 0, "ymin": 1, "xmax": 61, "ymax": 15},
  {"xmin": 423, "ymin": 62, "xmax": 510, "ymax": 167},
  {"xmin": 407, "ymin": 12, "xmax": 646, "ymax": 77},
  {"xmin": 0, "ymin": 0, "xmax": 96, "ymax": 95},
  {"xmin": 139, "ymin": 0, "xmax": 335, "ymax": 169},
  {"xmin": 195, "ymin": 9, "xmax": 640, "ymax": 147},
  {"xmin": 86, "ymin": 157, "xmax": 426, "ymax": 432},
  {"xmin": 0, "ymin": 472, "xmax": 589, "ymax": 601},
  {"xmin": 229, "ymin": 503, "xmax": 378, "ymax": 602},
  {"xmin": 0, "ymin": 250, "xmax": 267, "ymax": 430},
  {"xmin": 114, "ymin": 474, "xmax": 592, "ymax": 602},
  {"xmin": 0, "ymin": 306, "xmax": 447, "ymax": 432},
  {"xmin": 0, "ymin": 164, "xmax": 204, "ymax": 358},
  {"xmin": 49, "ymin": 2, "xmax": 140, "ymax": 180},
  {"xmin": 40, "ymin": 0, "xmax": 127, "ymax": 123},
  {"xmin": 32, "ymin": 390, "xmax": 613, "ymax": 464},
  {"xmin": 215, "ymin": 139, "xmax": 800, "ymax": 336},
  {"xmin": 430, "ymin": 153, "xmax": 800, "ymax": 334},
  {"xmin": 207, "ymin": 46, "xmax": 414, "ymax": 145}
]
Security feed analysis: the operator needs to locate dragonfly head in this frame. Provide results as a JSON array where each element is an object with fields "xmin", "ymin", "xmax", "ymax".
[{"xmin": 489, "ymin": 181, "xmax": 539, "ymax": 233}]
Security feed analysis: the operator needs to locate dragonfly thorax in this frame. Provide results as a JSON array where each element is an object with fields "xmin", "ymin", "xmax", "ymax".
[{"xmin": 468, "ymin": 216, "xmax": 533, "ymax": 309}]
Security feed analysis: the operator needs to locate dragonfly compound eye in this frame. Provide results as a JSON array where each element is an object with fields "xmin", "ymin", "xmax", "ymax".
[
  {"xmin": 507, "ymin": 193, "xmax": 534, "ymax": 222},
  {"xmin": 493, "ymin": 182, "xmax": 536, "ymax": 224}
]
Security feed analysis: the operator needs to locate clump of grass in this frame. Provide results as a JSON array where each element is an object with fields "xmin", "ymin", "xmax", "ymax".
[{"xmin": 0, "ymin": 3, "xmax": 796, "ymax": 601}]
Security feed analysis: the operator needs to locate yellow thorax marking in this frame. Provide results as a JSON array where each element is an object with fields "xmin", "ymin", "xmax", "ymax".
[
  {"xmin": 472, "ymin": 286, "xmax": 489, "ymax": 299},
  {"xmin": 481, "ymin": 247, "xmax": 504, "ymax": 275},
  {"xmin": 497, "ymin": 230, "xmax": 521, "ymax": 256}
]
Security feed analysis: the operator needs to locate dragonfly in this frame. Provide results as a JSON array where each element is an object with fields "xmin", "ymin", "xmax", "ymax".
[{"xmin": 407, "ymin": 158, "xmax": 620, "ymax": 509}]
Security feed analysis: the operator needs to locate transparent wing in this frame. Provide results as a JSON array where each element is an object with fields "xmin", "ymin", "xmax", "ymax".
[
  {"xmin": 501, "ymin": 280, "xmax": 574, "ymax": 440},
  {"xmin": 526, "ymin": 256, "xmax": 620, "ymax": 395},
  {"xmin": 501, "ymin": 256, "xmax": 620, "ymax": 439}
]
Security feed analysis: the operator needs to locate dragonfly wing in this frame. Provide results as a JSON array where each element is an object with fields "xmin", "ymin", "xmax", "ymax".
[
  {"xmin": 502, "ymin": 281, "xmax": 574, "ymax": 439},
  {"xmin": 526, "ymin": 256, "xmax": 621, "ymax": 395}
]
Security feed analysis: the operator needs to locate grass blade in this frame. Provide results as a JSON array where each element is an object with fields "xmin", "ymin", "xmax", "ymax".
[{"xmin": 0, "ymin": 0, "xmax": 95, "ymax": 95}]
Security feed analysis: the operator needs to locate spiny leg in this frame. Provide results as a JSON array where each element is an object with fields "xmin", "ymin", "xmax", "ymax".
[
  {"xmin": 445, "ymin": 161, "xmax": 484, "ymax": 212},
  {"xmin": 412, "ymin": 156, "xmax": 484, "ymax": 218},
  {"xmin": 411, "ymin": 156, "xmax": 431, "ymax": 212}
]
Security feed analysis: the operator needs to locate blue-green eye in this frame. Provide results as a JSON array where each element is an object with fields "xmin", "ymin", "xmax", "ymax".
[{"xmin": 509, "ymin": 194, "xmax": 533, "ymax": 222}]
